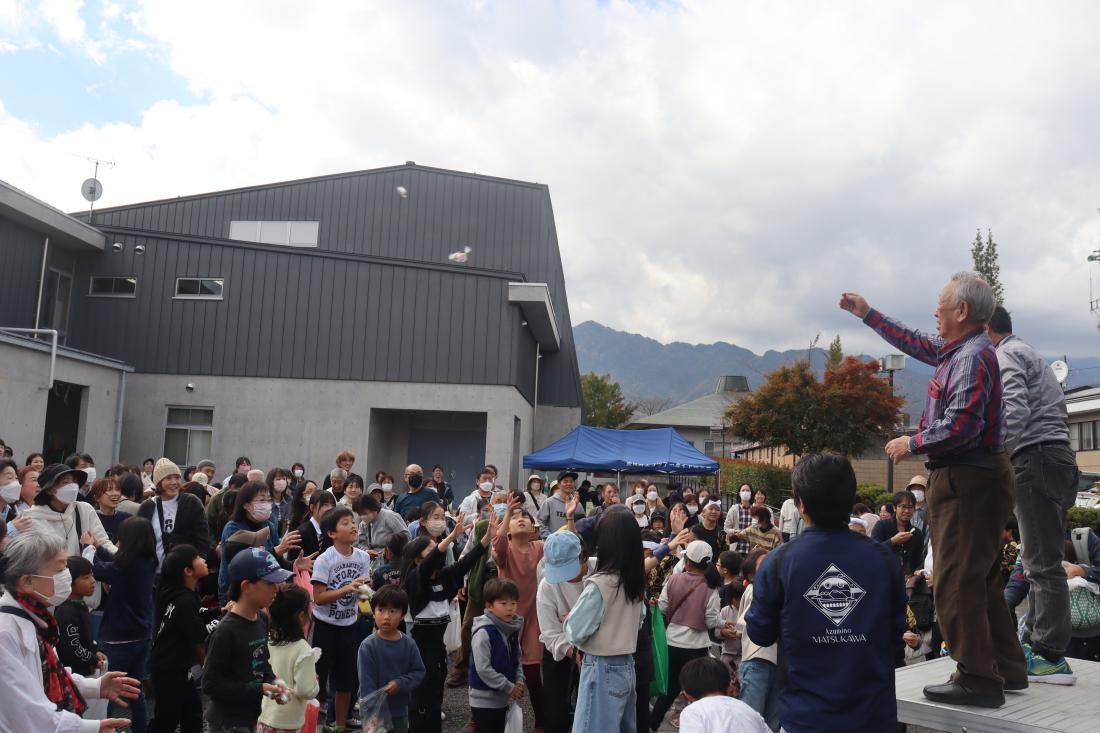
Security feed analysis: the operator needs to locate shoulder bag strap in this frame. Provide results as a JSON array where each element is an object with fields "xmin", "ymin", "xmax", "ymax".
[
  {"xmin": 156, "ymin": 497, "xmax": 171, "ymax": 553},
  {"xmin": 0, "ymin": 606, "xmax": 34, "ymax": 623}
]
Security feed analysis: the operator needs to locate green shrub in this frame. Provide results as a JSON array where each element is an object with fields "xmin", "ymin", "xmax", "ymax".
[
  {"xmin": 1067, "ymin": 507, "xmax": 1100, "ymax": 534},
  {"xmin": 717, "ymin": 459, "xmax": 793, "ymax": 508},
  {"xmin": 856, "ymin": 483, "xmax": 893, "ymax": 514}
]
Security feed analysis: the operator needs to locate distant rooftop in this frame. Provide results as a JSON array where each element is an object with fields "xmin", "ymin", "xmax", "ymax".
[{"xmin": 627, "ymin": 376, "xmax": 751, "ymax": 429}]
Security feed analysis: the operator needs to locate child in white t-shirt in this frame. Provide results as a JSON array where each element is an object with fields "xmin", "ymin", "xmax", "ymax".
[
  {"xmin": 311, "ymin": 506, "xmax": 372, "ymax": 732},
  {"xmin": 678, "ymin": 657, "xmax": 769, "ymax": 733}
]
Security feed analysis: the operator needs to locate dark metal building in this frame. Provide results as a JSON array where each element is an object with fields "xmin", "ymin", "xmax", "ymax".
[{"xmin": 0, "ymin": 163, "xmax": 582, "ymax": 494}]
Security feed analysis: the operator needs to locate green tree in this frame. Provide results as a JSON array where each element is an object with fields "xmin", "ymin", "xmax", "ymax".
[
  {"xmin": 726, "ymin": 357, "xmax": 903, "ymax": 457},
  {"xmin": 825, "ymin": 335, "xmax": 844, "ymax": 371},
  {"xmin": 581, "ymin": 372, "xmax": 636, "ymax": 428},
  {"xmin": 970, "ymin": 228, "xmax": 1005, "ymax": 303}
]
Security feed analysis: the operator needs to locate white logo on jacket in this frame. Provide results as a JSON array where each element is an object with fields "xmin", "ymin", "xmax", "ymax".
[{"xmin": 804, "ymin": 564, "xmax": 866, "ymax": 626}]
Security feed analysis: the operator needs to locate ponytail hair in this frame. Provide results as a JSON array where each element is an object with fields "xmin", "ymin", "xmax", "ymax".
[{"xmin": 686, "ymin": 554, "xmax": 723, "ymax": 589}]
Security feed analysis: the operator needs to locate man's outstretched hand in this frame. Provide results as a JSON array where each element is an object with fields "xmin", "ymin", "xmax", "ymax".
[{"xmin": 839, "ymin": 293, "xmax": 871, "ymax": 319}]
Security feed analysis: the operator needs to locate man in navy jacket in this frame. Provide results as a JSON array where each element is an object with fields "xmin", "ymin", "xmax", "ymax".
[{"xmin": 747, "ymin": 453, "xmax": 907, "ymax": 733}]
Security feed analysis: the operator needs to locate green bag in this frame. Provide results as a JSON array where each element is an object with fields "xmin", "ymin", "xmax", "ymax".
[
  {"xmin": 650, "ymin": 606, "xmax": 669, "ymax": 697},
  {"xmin": 1069, "ymin": 585, "xmax": 1100, "ymax": 633}
]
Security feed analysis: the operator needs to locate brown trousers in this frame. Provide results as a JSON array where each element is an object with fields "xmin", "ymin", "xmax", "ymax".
[{"xmin": 928, "ymin": 454, "xmax": 1027, "ymax": 690}]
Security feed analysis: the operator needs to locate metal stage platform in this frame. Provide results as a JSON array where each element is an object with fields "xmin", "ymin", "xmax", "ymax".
[{"xmin": 896, "ymin": 657, "xmax": 1099, "ymax": 732}]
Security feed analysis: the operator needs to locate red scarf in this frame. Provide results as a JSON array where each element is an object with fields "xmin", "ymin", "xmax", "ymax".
[{"xmin": 14, "ymin": 592, "xmax": 87, "ymax": 716}]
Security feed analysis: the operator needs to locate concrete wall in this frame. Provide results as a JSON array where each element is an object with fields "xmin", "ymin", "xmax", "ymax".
[
  {"xmin": 119, "ymin": 374, "xmax": 576, "ymax": 490},
  {"xmin": 0, "ymin": 338, "xmax": 127, "ymax": 463},
  {"xmin": 531, "ymin": 404, "xmax": 582, "ymax": 451}
]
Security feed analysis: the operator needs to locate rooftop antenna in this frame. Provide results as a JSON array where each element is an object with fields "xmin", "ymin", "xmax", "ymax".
[{"xmin": 80, "ymin": 156, "xmax": 114, "ymax": 224}]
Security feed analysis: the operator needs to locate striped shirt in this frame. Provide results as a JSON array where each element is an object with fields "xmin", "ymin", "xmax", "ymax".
[{"xmin": 863, "ymin": 309, "xmax": 1004, "ymax": 458}]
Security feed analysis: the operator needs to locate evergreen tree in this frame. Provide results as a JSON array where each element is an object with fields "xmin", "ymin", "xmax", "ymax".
[
  {"xmin": 825, "ymin": 335, "xmax": 844, "ymax": 371},
  {"xmin": 970, "ymin": 228, "xmax": 1005, "ymax": 303}
]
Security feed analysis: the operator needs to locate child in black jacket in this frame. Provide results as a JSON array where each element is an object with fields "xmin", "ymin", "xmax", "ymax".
[
  {"xmin": 54, "ymin": 556, "xmax": 103, "ymax": 677},
  {"xmin": 202, "ymin": 547, "xmax": 293, "ymax": 733},
  {"xmin": 149, "ymin": 544, "xmax": 223, "ymax": 733},
  {"xmin": 400, "ymin": 510, "xmax": 496, "ymax": 733}
]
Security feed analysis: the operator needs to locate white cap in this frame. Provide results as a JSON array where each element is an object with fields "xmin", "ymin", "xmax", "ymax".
[{"xmin": 684, "ymin": 540, "xmax": 713, "ymax": 564}]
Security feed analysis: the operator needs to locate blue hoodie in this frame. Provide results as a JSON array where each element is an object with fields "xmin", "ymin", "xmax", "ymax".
[{"xmin": 746, "ymin": 527, "xmax": 906, "ymax": 733}]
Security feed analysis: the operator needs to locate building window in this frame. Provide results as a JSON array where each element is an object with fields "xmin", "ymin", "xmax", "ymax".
[
  {"xmin": 228, "ymin": 220, "xmax": 319, "ymax": 247},
  {"xmin": 89, "ymin": 276, "xmax": 137, "ymax": 297},
  {"xmin": 174, "ymin": 278, "xmax": 224, "ymax": 300},
  {"xmin": 164, "ymin": 407, "xmax": 214, "ymax": 465},
  {"xmin": 1076, "ymin": 421, "xmax": 1097, "ymax": 452}
]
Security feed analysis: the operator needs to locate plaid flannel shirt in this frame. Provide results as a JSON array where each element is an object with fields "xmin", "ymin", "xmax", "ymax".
[{"xmin": 863, "ymin": 309, "xmax": 1004, "ymax": 459}]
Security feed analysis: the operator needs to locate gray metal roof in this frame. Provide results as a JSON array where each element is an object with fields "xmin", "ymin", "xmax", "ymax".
[
  {"xmin": 627, "ymin": 376, "xmax": 751, "ymax": 429},
  {"xmin": 0, "ymin": 179, "xmax": 105, "ymax": 250}
]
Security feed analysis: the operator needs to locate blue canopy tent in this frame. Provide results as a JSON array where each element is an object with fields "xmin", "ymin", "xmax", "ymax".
[{"xmin": 522, "ymin": 425, "xmax": 720, "ymax": 475}]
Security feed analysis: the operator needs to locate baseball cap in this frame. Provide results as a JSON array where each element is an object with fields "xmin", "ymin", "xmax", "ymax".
[
  {"xmin": 228, "ymin": 547, "xmax": 293, "ymax": 584},
  {"xmin": 543, "ymin": 531, "xmax": 582, "ymax": 584},
  {"xmin": 684, "ymin": 540, "xmax": 713, "ymax": 564}
]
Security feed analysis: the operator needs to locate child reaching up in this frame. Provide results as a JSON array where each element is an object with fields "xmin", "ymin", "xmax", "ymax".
[
  {"xmin": 678, "ymin": 657, "xmax": 769, "ymax": 732},
  {"xmin": 358, "ymin": 585, "xmax": 426, "ymax": 733},
  {"xmin": 259, "ymin": 586, "xmax": 320, "ymax": 733},
  {"xmin": 469, "ymin": 578, "xmax": 526, "ymax": 733}
]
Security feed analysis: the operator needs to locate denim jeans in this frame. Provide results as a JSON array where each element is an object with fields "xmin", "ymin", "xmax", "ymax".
[
  {"xmin": 572, "ymin": 653, "xmax": 636, "ymax": 733},
  {"xmin": 103, "ymin": 639, "xmax": 149, "ymax": 733},
  {"xmin": 1014, "ymin": 441, "xmax": 1079, "ymax": 659},
  {"xmin": 739, "ymin": 658, "xmax": 779, "ymax": 732}
]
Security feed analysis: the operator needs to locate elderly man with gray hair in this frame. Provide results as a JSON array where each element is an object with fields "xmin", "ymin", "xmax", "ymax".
[{"xmin": 840, "ymin": 271, "xmax": 1026, "ymax": 708}]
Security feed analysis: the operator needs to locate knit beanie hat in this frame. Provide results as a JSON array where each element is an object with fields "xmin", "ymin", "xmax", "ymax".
[{"xmin": 152, "ymin": 457, "xmax": 181, "ymax": 487}]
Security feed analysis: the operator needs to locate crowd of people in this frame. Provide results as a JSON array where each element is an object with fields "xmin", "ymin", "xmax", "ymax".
[{"xmin": 1, "ymin": 270, "xmax": 1099, "ymax": 733}]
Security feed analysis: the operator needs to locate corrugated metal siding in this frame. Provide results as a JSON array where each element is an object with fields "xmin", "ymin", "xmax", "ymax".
[
  {"xmin": 75, "ymin": 166, "xmax": 581, "ymax": 406},
  {"xmin": 0, "ymin": 216, "xmax": 45, "ymax": 328}
]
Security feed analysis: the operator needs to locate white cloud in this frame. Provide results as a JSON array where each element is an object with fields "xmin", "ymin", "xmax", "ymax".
[{"xmin": 3, "ymin": 1, "xmax": 1100, "ymax": 358}]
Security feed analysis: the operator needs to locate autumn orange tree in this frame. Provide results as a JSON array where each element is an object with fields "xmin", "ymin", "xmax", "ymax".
[{"xmin": 726, "ymin": 357, "xmax": 903, "ymax": 457}]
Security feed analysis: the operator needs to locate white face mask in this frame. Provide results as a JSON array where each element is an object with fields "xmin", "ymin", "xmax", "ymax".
[
  {"xmin": 478, "ymin": 481, "xmax": 494, "ymax": 494},
  {"xmin": 0, "ymin": 481, "xmax": 21, "ymax": 503},
  {"xmin": 293, "ymin": 469, "xmax": 304, "ymax": 478},
  {"xmin": 54, "ymin": 483, "xmax": 80, "ymax": 505},
  {"xmin": 382, "ymin": 483, "xmax": 393, "ymax": 494},
  {"xmin": 632, "ymin": 503, "xmax": 646, "ymax": 515},
  {"xmin": 82, "ymin": 467, "xmax": 96, "ymax": 485},
  {"xmin": 687, "ymin": 504, "xmax": 699, "ymax": 515},
  {"xmin": 249, "ymin": 500, "xmax": 273, "ymax": 522},
  {"xmin": 427, "ymin": 519, "xmax": 447, "ymax": 536},
  {"xmin": 273, "ymin": 479, "xmax": 288, "ymax": 492},
  {"xmin": 32, "ymin": 568, "xmax": 72, "ymax": 607},
  {"xmin": 912, "ymin": 490, "xmax": 925, "ymax": 503},
  {"xmin": 740, "ymin": 491, "xmax": 752, "ymax": 502},
  {"xmin": 646, "ymin": 490, "xmax": 658, "ymax": 501}
]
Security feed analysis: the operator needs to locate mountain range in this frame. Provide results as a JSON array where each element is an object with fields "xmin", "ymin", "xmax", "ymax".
[{"xmin": 573, "ymin": 320, "xmax": 1099, "ymax": 423}]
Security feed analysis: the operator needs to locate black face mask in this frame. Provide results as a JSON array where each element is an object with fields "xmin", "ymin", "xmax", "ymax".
[{"xmin": 408, "ymin": 475, "xmax": 423, "ymax": 489}]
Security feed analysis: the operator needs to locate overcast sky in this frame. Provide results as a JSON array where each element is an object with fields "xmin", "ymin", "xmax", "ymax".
[{"xmin": 3, "ymin": 1, "xmax": 1100, "ymax": 359}]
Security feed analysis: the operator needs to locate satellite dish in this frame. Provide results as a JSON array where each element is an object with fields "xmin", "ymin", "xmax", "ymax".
[
  {"xmin": 1051, "ymin": 360, "xmax": 1069, "ymax": 385},
  {"xmin": 81, "ymin": 178, "xmax": 103, "ymax": 202}
]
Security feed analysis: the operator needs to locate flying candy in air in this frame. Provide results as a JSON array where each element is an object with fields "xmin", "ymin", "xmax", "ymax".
[
  {"xmin": 396, "ymin": 185, "xmax": 408, "ymax": 199},
  {"xmin": 448, "ymin": 246, "xmax": 472, "ymax": 263}
]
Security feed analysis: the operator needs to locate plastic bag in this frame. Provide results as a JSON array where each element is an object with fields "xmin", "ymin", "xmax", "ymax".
[
  {"xmin": 81, "ymin": 660, "xmax": 108, "ymax": 722},
  {"xmin": 443, "ymin": 598, "xmax": 462, "ymax": 653},
  {"xmin": 505, "ymin": 701, "xmax": 523, "ymax": 733},
  {"xmin": 649, "ymin": 606, "xmax": 669, "ymax": 697},
  {"xmin": 358, "ymin": 688, "xmax": 393, "ymax": 733},
  {"xmin": 300, "ymin": 700, "xmax": 320, "ymax": 733}
]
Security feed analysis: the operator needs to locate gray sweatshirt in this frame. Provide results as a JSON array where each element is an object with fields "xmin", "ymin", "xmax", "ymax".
[
  {"xmin": 537, "ymin": 492, "xmax": 585, "ymax": 538},
  {"xmin": 995, "ymin": 334, "xmax": 1070, "ymax": 456},
  {"xmin": 356, "ymin": 507, "xmax": 409, "ymax": 552},
  {"xmin": 469, "ymin": 611, "xmax": 526, "ymax": 709}
]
